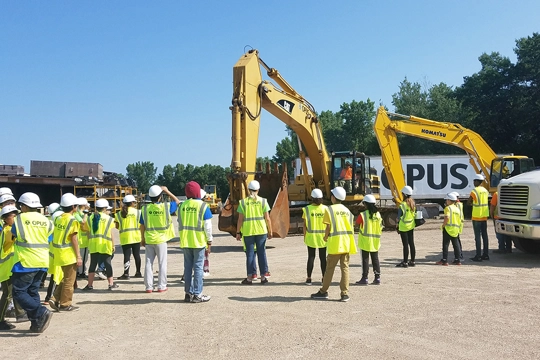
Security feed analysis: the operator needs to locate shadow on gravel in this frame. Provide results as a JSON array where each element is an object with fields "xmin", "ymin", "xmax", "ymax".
[
  {"xmin": 76, "ymin": 299, "xmax": 184, "ymax": 306},
  {"xmin": 228, "ymin": 295, "xmax": 305, "ymax": 303},
  {"xmin": 0, "ymin": 329, "xmax": 40, "ymax": 337}
]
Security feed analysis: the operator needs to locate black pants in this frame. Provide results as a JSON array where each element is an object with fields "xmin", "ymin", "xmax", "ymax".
[
  {"xmin": 442, "ymin": 229, "xmax": 461, "ymax": 261},
  {"xmin": 307, "ymin": 246, "xmax": 326, "ymax": 278},
  {"xmin": 44, "ymin": 276, "xmax": 56, "ymax": 302},
  {"xmin": 121, "ymin": 243, "xmax": 142, "ymax": 275},
  {"xmin": 89, "ymin": 253, "xmax": 113, "ymax": 278},
  {"xmin": 400, "ymin": 230, "xmax": 415, "ymax": 262},
  {"xmin": 361, "ymin": 250, "xmax": 381, "ymax": 277}
]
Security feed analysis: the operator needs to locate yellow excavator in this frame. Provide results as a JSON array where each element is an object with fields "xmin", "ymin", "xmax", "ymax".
[
  {"xmin": 218, "ymin": 49, "xmax": 380, "ymax": 237},
  {"xmin": 373, "ymin": 106, "xmax": 535, "ymax": 205}
]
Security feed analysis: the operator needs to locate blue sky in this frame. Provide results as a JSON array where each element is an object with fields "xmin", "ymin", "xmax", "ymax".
[{"xmin": 1, "ymin": 1, "xmax": 539, "ymax": 174}]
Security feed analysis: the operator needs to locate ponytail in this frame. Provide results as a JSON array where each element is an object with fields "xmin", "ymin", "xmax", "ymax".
[
  {"xmin": 366, "ymin": 203, "xmax": 379, "ymax": 220},
  {"xmin": 405, "ymin": 195, "xmax": 416, "ymax": 212},
  {"xmin": 121, "ymin": 203, "xmax": 129, "ymax": 219},
  {"xmin": 92, "ymin": 211, "xmax": 102, "ymax": 233}
]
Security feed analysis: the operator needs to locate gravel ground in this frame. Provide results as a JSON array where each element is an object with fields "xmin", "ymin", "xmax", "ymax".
[{"xmin": 3, "ymin": 216, "xmax": 540, "ymax": 360}]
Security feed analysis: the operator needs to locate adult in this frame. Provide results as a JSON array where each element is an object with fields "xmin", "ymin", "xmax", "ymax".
[
  {"xmin": 83, "ymin": 199, "xmax": 118, "ymax": 291},
  {"xmin": 436, "ymin": 193, "xmax": 462, "ymax": 266},
  {"xmin": 311, "ymin": 187, "xmax": 357, "ymax": 302},
  {"xmin": 302, "ymin": 188, "xmax": 327, "ymax": 285},
  {"xmin": 396, "ymin": 186, "xmax": 416, "ymax": 268},
  {"xmin": 140, "ymin": 185, "xmax": 180, "ymax": 293},
  {"xmin": 10, "ymin": 192, "xmax": 53, "ymax": 333},
  {"xmin": 468, "ymin": 174, "xmax": 490, "ymax": 261},
  {"xmin": 339, "ymin": 161, "xmax": 353, "ymax": 192},
  {"xmin": 75, "ymin": 198, "xmax": 90, "ymax": 279},
  {"xmin": 49, "ymin": 193, "xmax": 82, "ymax": 312},
  {"xmin": 236, "ymin": 180, "xmax": 273, "ymax": 285},
  {"xmin": 355, "ymin": 194, "xmax": 382, "ymax": 285},
  {"xmin": 491, "ymin": 191, "xmax": 512, "ymax": 254},
  {"xmin": 178, "ymin": 181, "xmax": 213, "ymax": 303},
  {"xmin": 115, "ymin": 195, "xmax": 142, "ymax": 280},
  {"xmin": 449, "ymin": 192, "xmax": 464, "ymax": 261}
]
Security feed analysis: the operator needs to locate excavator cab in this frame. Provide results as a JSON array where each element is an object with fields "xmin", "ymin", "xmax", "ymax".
[
  {"xmin": 330, "ymin": 151, "xmax": 373, "ymax": 196},
  {"xmin": 489, "ymin": 156, "xmax": 536, "ymax": 189}
]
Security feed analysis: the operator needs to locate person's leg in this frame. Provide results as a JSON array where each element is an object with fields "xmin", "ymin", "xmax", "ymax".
[
  {"xmin": 361, "ymin": 250, "xmax": 370, "ymax": 278},
  {"xmin": 457, "ymin": 234, "xmax": 464, "ymax": 259},
  {"xmin": 399, "ymin": 231, "xmax": 409, "ymax": 263},
  {"xmin": 0, "ymin": 280, "xmax": 9, "ymax": 323},
  {"xmin": 408, "ymin": 230, "xmax": 416, "ymax": 262},
  {"xmin": 306, "ymin": 246, "xmax": 316, "ymax": 279},
  {"xmin": 505, "ymin": 234, "xmax": 513, "ymax": 252},
  {"xmin": 155, "ymin": 242, "xmax": 168, "ymax": 290},
  {"xmin": 11, "ymin": 271, "xmax": 46, "ymax": 322},
  {"xmin": 86, "ymin": 253, "xmax": 100, "ymax": 287},
  {"xmin": 59, "ymin": 264, "xmax": 77, "ymax": 307},
  {"xmin": 480, "ymin": 221, "xmax": 489, "ymax": 257},
  {"xmin": 45, "ymin": 275, "xmax": 56, "ymax": 302},
  {"xmin": 144, "ymin": 245, "xmax": 157, "ymax": 291},
  {"xmin": 243, "ymin": 236, "xmax": 256, "ymax": 279},
  {"xmin": 339, "ymin": 253, "xmax": 350, "ymax": 296},
  {"xmin": 132, "ymin": 243, "xmax": 142, "ymax": 274},
  {"xmin": 371, "ymin": 252, "xmax": 381, "ymax": 276},
  {"xmin": 318, "ymin": 247, "xmax": 327, "ymax": 277},
  {"xmin": 442, "ymin": 230, "xmax": 450, "ymax": 261},
  {"xmin": 122, "ymin": 244, "xmax": 132, "ymax": 276},
  {"xmin": 320, "ymin": 254, "xmax": 339, "ymax": 293},
  {"xmin": 451, "ymin": 235, "xmax": 461, "ymax": 261},
  {"xmin": 254, "ymin": 234, "xmax": 268, "ymax": 278},
  {"xmin": 472, "ymin": 220, "xmax": 482, "ymax": 257},
  {"xmin": 183, "ymin": 248, "xmax": 194, "ymax": 294},
  {"xmin": 102, "ymin": 255, "xmax": 114, "ymax": 286},
  {"xmin": 52, "ymin": 276, "xmax": 63, "ymax": 306},
  {"xmin": 191, "ymin": 247, "xmax": 205, "ymax": 296}
]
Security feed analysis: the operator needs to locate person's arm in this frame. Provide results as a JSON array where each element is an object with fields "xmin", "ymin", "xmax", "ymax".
[
  {"xmin": 442, "ymin": 207, "xmax": 449, "ymax": 229},
  {"xmin": 161, "ymin": 186, "xmax": 180, "ymax": 205},
  {"xmin": 235, "ymin": 213, "xmax": 244, "ymax": 241},
  {"xmin": 2, "ymin": 228, "xmax": 15, "ymax": 252},
  {"xmin": 323, "ymin": 224, "xmax": 330, "ymax": 242},
  {"xmin": 264, "ymin": 212, "xmax": 273, "ymax": 240},
  {"xmin": 467, "ymin": 191, "xmax": 475, "ymax": 206},
  {"xmin": 140, "ymin": 224, "xmax": 146, "ymax": 247}
]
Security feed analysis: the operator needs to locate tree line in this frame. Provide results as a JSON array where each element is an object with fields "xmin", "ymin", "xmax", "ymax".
[{"xmin": 125, "ymin": 33, "xmax": 540, "ymax": 199}]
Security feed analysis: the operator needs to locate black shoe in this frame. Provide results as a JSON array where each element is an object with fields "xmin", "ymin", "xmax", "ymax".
[
  {"xmin": 241, "ymin": 278, "xmax": 253, "ymax": 285},
  {"xmin": 48, "ymin": 300, "xmax": 60, "ymax": 312},
  {"xmin": 305, "ymin": 278, "xmax": 312, "ymax": 285},
  {"xmin": 184, "ymin": 294, "xmax": 192, "ymax": 303},
  {"xmin": 82, "ymin": 285, "xmax": 93, "ymax": 291},
  {"xmin": 134, "ymin": 272, "xmax": 143, "ymax": 278},
  {"xmin": 340, "ymin": 294, "xmax": 350, "ymax": 302},
  {"xmin": 481, "ymin": 255, "xmax": 490, "ymax": 260},
  {"xmin": 0, "ymin": 321, "xmax": 15, "ymax": 331},
  {"xmin": 179, "ymin": 276, "xmax": 185, "ymax": 284},
  {"xmin": 260, "ymin": 278, "xmax": 269, "ymax": 285},
  {"xmin": 451, "ymin": 259, "xmax": 462, "ymax": 266},
  {"xmin": 77, "ymin": 273, "xmax": 88, "ymax": 279},
  {"xmin": 372, "ymin": 277, "xmax": 381, "ymax": 285},
  {"xmin": 470, "ymin": 256, "xmax": 483, "ymax": 262},
  {"xmin": 407, "ymin": 261, "xmax": 416, "ymax": 267},
  {"xmin": 311, "ymin": 291, "xmax": 329, "ymax": 299},
  {"xmin": 355, "ymin": 277, "xmax": 369, "ymax": 286},
  {"xmin": 117, "ymin": 274, "xmax": 130, "ymax": 280},
  {"xmin": 395, "ymin": 262, "xmax": 408, "ymax": 268},
  {"xmin": 59, "ymin": 305, "xmax": 80, "ymax": 312},
  {"xmin": 33, "ymin": 309, "xmax": 53, "ymax": 333}
]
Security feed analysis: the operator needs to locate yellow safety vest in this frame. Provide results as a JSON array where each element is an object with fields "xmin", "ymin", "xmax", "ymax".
[
  {"xmin": 49, "ymin": 218, "xmax": 64, "ymax": 284},
  {"xmin": 358, "ymin": 210, "xmax": 382, "ymax": 252},
  {"xmin": 52, "ymin": 213, "xmax": 80, "ymax": 266},
  {"xmin": 456, "ymin": 201, "xmax": 464, "ymax": 234},
  {"xmin": 115, "ymin": 208, "xmax": 142, "ymax": 245},
  {"xmin": 74, "ymin": 212, "xmax": 89, "ymax": 248},
  {"xmin": 303, "ymin": 204, "xmax": 328, "ymax": 248},
  {"xmin": 326, "ymin": 204, "xmax": 357, "ymax": 255},
  {"xmin": 239, "ymin": 196, "xmax": 269, "ymax": 237},
  {"xmin": 398, "ymin": 202, "xmax": 416, "ymax": 232},
  {"xmin": 471, "ymin": 186, "xmax": 489, "ymax": 220},
  {"xmin": 14, "ymin": 212, "xmax": 53, "ymax": 269},
  {"xmin": 141, "ymin": 203, "xmax": 171, "ymax": 245},
  {"xmin": 444, "ymin": 203, "xmax": 462, "ymax": 237},
  {"xmin": 0, "ymin": 226, "xmax": 15, "ymax": 283},
  {"xmin": 88, "ymin": 212, "xmax": 114, "ymax": 255},
  {"xmin": 178, "ymin": 199, "xmax": 208, "ymax": 248}
]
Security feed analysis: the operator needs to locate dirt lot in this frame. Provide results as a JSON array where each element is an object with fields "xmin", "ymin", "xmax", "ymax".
[{"xmin": 3, "ymin": 216, "xmax": 540, "ymax": 360}]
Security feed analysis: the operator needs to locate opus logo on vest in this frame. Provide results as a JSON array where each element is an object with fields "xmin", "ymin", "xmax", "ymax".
[
  {"xmin": 311, "ymin": 213, "xmax": 324, "ymax": 217},
  {"xmin": 182, "ymin": 207, "xmax": 198, "ymax": 212},
  {"xmin": 25, "ymin": 220, "xmax": 49, "ymax": 227},
  {"xmin": 55, "ymin": 223, "xmax": 67, "ymax": 230},
  {"xmin": 149, "ymin": 210, "xmax": 164, "ymax": 215},
  {"xmin": 335, "ymin": 210, "xmax": 349, "ymax": 216}
]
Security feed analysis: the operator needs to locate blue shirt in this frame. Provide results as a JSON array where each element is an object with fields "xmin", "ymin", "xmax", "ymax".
[
  {"xmin": 11, "ymin": 222, "xmax": 49, "ymax": 273},
  {"xmin": 139, "ymin": 201, "xmax": 179, "ymax": 225}
]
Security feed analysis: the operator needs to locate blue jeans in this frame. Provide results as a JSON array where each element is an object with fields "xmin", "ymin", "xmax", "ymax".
[
  {"xmin": 183, "ymin": 247, "xmax": 205, "ymax": 296},
  {"xmin": 11, "ymin": 270, "xmax": 47, "ymax": 324},
  {"xmin": 472, "ymin": 220, "xmax": 489, "ymax": 257},
  {"xmin": 244, "ymin": 234, "xmax": 268, "ymax": 277}
]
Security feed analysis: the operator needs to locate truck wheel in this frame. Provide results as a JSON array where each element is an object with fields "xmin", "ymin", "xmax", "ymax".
[{"xmin": 512, "ymin": 237, "xmax": 540, "ymax": 254}]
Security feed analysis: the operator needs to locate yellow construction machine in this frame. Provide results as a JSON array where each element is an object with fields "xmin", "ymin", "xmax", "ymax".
[
  {"xmin": 218, "ymin": 49, "xmax": 380, "ymax": 237},
  {"xmin": 203, "ymin": 185, "xmax": 222, "ymax": 214},
  {"xmin": 373, "ymin": 106, "xmax": 535, "ymax": 206}
]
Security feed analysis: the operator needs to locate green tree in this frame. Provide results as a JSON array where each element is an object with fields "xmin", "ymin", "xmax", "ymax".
[
  {"xmin": 339, "ymin": 99, "xmax": 378, "ymax": 154},
  {"xmin": 318, "ymin": 110, "xmax": 343, "ymax": 152},
  {"xmin": 126, "ymin": 161, "xmax": 157, "ymax": 193}
]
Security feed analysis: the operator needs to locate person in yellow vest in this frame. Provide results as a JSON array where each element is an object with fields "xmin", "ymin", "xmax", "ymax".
[
  {"xmin": 311, "ymin": 187, "xmax": 357, "ymax": 302},
  {"xmin": 0, "ymin": 194, "xmax": 16, "ymax": 209},
  {"xmin": 236, "ymin": 180, "xmax": 273, "ymax": 285},
  {"xmin": 302, "ymin": 188, "xmax": 327, "ymax": 285},
  {"xmin": 355, "ymin": 194, "xmax": 382, "ymax": 285},
  {"xmin": 449, "ymin": 192, "xmax": 465, "ymax": 261},
  {"xmin": 115, "ymin": 195, "xmax": 142, "ymax": 280},
  {"xmin": 75, "ymin": 198, "xmax": 90, "ymax": 279},
  {"xmin": 467, "ymin": 174, "xmax": 490, "ymax": 261},
  {"xmin": 10, "ymin": 192, "xmax": 54, "ymax": 333},
  {"xmin": 140, "ymin": 185, "xmax": 180, "ymax": 293},
  {"xmin": 48, "ymin": 193, "xmax": 82, "ymax": 312},
  {"xmin": 44, "ymin": 203, "xmax": 63, "ymax": 305},
  {"xmin": 0, "ymin": 205, "xmax": 26, "ymax": 330},
  {"xmin": 396, "ymin": 186, "xmax": 416, "ymax": 268},
  {"xmin": 179, "ymin": 181, "xmax": 213, "ymax": 303},
  {"xmin": 491, "ymin": 191, "xmax": 512, "ymax": 254},
  {"xmin": 83, "ymin": 198, "xmax": 118, "ymax": 291},
  {"xmin": 436, "ymin": 193, "xmax": 463, "ymax": 265}
]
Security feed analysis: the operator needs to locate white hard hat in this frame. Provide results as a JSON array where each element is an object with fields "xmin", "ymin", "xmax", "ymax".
[
  {"xmin": 449, "ymin": 192, "xmax": 459, "ymax": 198},
  {"xmin": 0, "ymin": 187, "xmax": 13, "ymax": 197},
  {"xmin": 0, "ymin": 194, "xmax": 16, "ymax": 204},
  {"xmin": 248, "ymin": 180, "xmax": 260, "ymax": 191},
  {"xmin": 52, "ymin": 210, "xmax": 64, "ymax": 220},
  {"xmin": 200, "ymin": 189, "xmax": 207, "ymax": 199},
  {"xmin": 401, "ymin": 186, "xmax": 413, "ymax": 196},
  {"xmin": 473, "ymin": 174, "xmax": 485, "ymax": 181},
  {"xmin": 60, "ymin": 193, "xmax": 78, "ymax": 207},
  {"xmin": 123, "ymin": 195, "xmax": 136, "ymax": 203},
  {"xmin": 95, "ymin": 198, "xmax": 109, "ymax": 208},
  {"xmin": 363, "ymin": 194, "xmax": 376, "ymax": 204},
  {"xmin": 445, "ymin": 193, "xmax": 458, "ymax": 201},
  {"xmin": 18, "ymin": 192, "xmax": 43, "ymax": 208},
  {"xmin": 331, "ymin": 187, "xmax": 347, "ymax": 201},
  {"xmin": 77, "ymin": 197, "xmax": 89, "ymax": 206},
  {"xmin": 0, "ymin": 205, "xmax": 19, "ymax": 217},
  {"xmin": 47, "ymin": 202, "xmax": 61, "ymax": 215},
  {"xmin": 149, "ymin": 185, "xmax": 163, "ymax": 197},
  {"xmin": 311, "ymin": 188, "xmax": 323, "ymax": 199}
]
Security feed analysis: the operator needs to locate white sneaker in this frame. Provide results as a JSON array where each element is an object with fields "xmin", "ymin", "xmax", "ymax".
[
  {"xmin": 191, "ymin": 294, "xmax": 211, "ymax": 303},
  {"xmin": 203, "ymin": 272, "xmax": 210, "ymax": 278},
  {"xmin": 96, "ymin": 272, "xmax": 107, "ymax": 280}
]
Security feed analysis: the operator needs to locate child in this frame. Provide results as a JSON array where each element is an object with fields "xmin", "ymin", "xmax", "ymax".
[{"xmin": 355, "ymin": 195, "xmax": 382, "ymax": 285}]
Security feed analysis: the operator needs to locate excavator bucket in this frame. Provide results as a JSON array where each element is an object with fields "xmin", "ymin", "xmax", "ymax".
[{"xmin": 218, "ymin": 196, "xmax": 237, "ymax": 236}]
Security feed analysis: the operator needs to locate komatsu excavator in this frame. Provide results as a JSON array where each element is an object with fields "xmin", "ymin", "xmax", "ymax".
[
  {"xmin": 218, "ymin": 49, "xmax": 379, "ymax": 237},
  {"xmin": 373, "ymin": 106, "xmax": 535, "ymax": 205}
]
